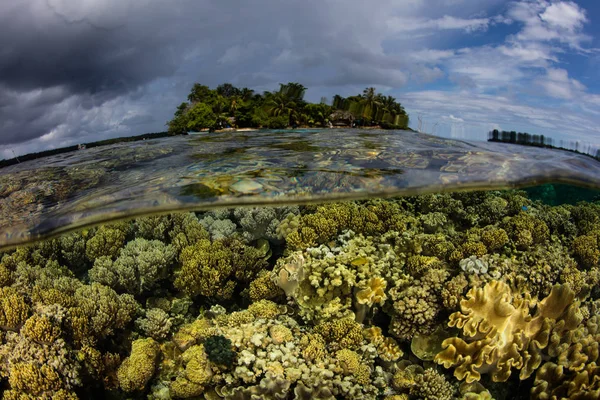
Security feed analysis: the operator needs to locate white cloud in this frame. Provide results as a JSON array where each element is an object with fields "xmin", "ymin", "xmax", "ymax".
[
  {"xmin": 387, "ymin": 15, "xmax": 491, "ymax": 33},
  {"xmin": 540, "ymin": 1, "xmax": 587, "ymax": 31},
  {"xmin": 536, "ymin": 68, "xmax": 586, "ymax": 99}
]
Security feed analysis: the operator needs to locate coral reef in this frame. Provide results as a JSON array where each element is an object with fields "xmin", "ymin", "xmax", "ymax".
[{"xmin": 0, "ymin": 190, "xmax": 597, "ymax": 399}]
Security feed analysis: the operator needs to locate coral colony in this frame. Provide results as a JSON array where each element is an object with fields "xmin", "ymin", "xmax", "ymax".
[{"xmin": 0, "ymin": 191, "xmax": 599, "ymax": 399}]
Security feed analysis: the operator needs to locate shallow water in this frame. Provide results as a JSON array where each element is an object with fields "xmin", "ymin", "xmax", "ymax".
[
  {"xmin": 1, "ymin": 129, "xmax": 600, "ymax": 250},
  {"xmin": 1, "ymin": 130, "xmax": 600, "ymax": 399}
]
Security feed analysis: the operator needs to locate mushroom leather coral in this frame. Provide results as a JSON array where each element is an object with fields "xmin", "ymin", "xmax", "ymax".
[{"xmin": 435, "ymin": 280, "xmax": 579, "ymax": 383}]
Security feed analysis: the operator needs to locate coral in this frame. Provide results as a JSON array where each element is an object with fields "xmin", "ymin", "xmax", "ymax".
[
  {"xmin": 356, "ymin": 277, "xmax": 387, "ymax": 307},
  {"xmin": 199, "ymin": 214, "xmax": 238, "ymax": 240},
  {"xmin": 572, "ymin": 234, "xmax": 600, "ymax": 269},
  {"xmin": 118, "ymin": 338, "xmax": 160, "ymax": 392},
  {"xmin": 168, "ymin": 212, "xmax": 210, "ymax": 254},
  {"xmin": 335, "ymin": 349, "xmax": 370, "ymax": 385},
  {"xmin": 441, "ymin": 274, "xmax": 468, "ymax": 309},
  {"xmin": 435, "ymin": 281, "xmax": 580, "ymax": 383},
  {"xmin": 233, "ymin": 206, "xmax": 299, "ymax": 243},
  {"xmin": 480, "ymin": 226, "xmax": 508, "ymax": 252},
  {"xmin": 89, "ymin": 238, "xmax": 176, "ymax": 295},
  {"xmin": 69, "ymin": 283, "xmax": 139, "ymax": 345},
  {"xmin": 314, "ymin": 318, "xmax": 364, "ymax": 351},
  {"xmin": 411, "ymin": 327, "xmax": 450, "ymax": 362},
  {"xmin": 502, "ymin": 212, "xmax": 550, "ymax": 249},
  {"xmin": 411, "ymin": 368, "xmax": 455, "ymax": 400},
  {"xmin": 420, "ymin": 212, "xmax": 447, "ymax": 233},
  {"xmin": 172, "ymin": 318, "xmax": 218, "ymax": 351},
  {"xmin": 273, "ymin": 232, "xmax": 397, "ymax": 322},
  {"xmin": 0, "ymin": 286, "xmax": 30, "ymax": 330},
  {"xmin": 57, "ymin": 232, "xmax": 87, "ymax": 269},
  {"xmin": 204, "ymin": 335, "xmax": 235, "ymax": 367},
  {"xmin": 175, "ymin": 237, "xmax": 268, "ymax": 299},
  {"xmin": 247, "ymin": 300, "xmax": 282, "ymax": 319},
  {"xmin": 85, "ymin": 224, "xmax": 128, "ymax": 260},
  {"xmin": 459, "ymin": 256, "xmax": 488, "ymax": 275},
  {"xmin": 170, "ymin": 345, "xmax": 213, "ymax": 398},
  {"xmin": 276, "ymin": 213, "xmax": 301, "ymax": 239},
  {"xmin": 405, "ymin": 255, "xmax": 443, "ymax": 276},
  {"xmin": 388, "ymin": 268, "xmax": 449, "ymax": 341},
  {"xmin": 249, "ymin": 270, "xmax": 283, "ymax": 301},
  {"xmin": 134, "ymin": 215, "xmax": 172, "ymax": 241},
  {"xmin": 0, "ymin": 323, "xmax": 81, "ymax": 398},
  {"xmin": 136, "ymin": 308, "xmax": 173, "ymax": 340},
  {"xmin": 363, "ymin": 327, "xmax": 403, "ymax": 362}
]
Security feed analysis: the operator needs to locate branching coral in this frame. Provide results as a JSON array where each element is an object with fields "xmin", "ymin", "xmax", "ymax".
[
  {"xmin": 175, "ymin": 237, "xmax": 268, "ymax": 299},
  {"xmin": 0, "ymin": 312, "xmax": 81, "ymax": 399},
  {"xmin": 68, "ymin": 283, "xmax": 139, "ymax": 346},
  {"xmin": 89, "ymin": 238, "xmax": 176, "ymax": 295},
  {"xmin": 388, "ymin": 268, "xmax": 449, "ymax": 341},
  {"xmin": 136, "ymin": 308, "xmax": 173, "ymax": 340},
  {"xmin": 85, "ymin": 224, "xmax": 129, "ymax": 260},
  {"xmin": 272, "ymin": 231, "xmax": 397, "ymax": 322}
]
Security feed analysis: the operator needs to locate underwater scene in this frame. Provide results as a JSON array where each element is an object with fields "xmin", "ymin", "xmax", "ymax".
[{"xmin": 1, "ymin": 130, "xmax": 600, "ymax": 400}]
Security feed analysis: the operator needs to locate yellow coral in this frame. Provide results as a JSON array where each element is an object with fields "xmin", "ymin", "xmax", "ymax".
[
  {"xmin": 248, "ymin": 270, "xmax": 283, "ymax": 301},
  {"xmin": 117, "ymin": 338, "xmax": 159, "ymax": 392},
  {"xmin": 269, "ymin": 325, "xmax": 293, "ymax": 345},
  {"xmin": 247, "ymin": 299, "xmax": 281, "ymax": 319},
  {"xmin": 336, "ymin": 349, "xmax": 370, "ymax": 385},
  {"xmin": 300, "ymin": 333, "xmax": 326, "ymax": 361},
  {"xmin": 435, "ymin": 281, "xmax": 579, "ymax": 383},
  {"xmin": 314, "ymin": 318, "xmax": 363, "ymax": 350},
  {"xmin": 170, "ymin": 345, "xmax": 213, "ymax": 398},
  {"xmin": 172, "ymin": 318, "xmax": 217, "ymax": 351},
  {"xmin": 356, "ymin": 277, "xmax": 387, "ymax": 307},
  {"xmin": 0, "ymin": 287, "xmax": 30, "ymax": 330},
  {"xmin": 21, "ymin": 314, "xmax": 61, "ymax": 344}
]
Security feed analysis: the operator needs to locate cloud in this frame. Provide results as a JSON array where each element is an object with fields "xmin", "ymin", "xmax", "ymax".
[
  {"xmin": 387, "ymin": 15, "xmax": 491, "ymax": 33},
  {"xmin": 0, "ymin": 0, "xmax": 598, "ymax": 159},
  {"xmin": 536, "ymin": 68, "xmax": 586, "ymax": 99}
]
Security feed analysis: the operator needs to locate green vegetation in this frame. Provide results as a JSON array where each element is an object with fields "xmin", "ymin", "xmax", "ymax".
[{"xmin": 167, "ymin": 82, "xmax": 410, "ymax": 133}]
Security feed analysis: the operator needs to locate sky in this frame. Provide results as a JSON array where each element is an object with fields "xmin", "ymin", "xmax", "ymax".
[{"xmin": 1, "ymin": 0, "xmax": 600, "ymax": 159}]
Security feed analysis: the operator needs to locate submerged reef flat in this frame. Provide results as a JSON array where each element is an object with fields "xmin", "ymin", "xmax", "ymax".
[{"xmin": 0, "ymin": 190, "xmax": 600, "ymax": 399}]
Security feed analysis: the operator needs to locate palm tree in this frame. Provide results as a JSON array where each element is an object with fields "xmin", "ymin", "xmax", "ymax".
[
  {"xmin": 361, "ymin": 87, "xmax": 381, "ymax": 122},
  {"xmin": 265, "ymin": 91, "xmax": 298, "ymax": 126}
]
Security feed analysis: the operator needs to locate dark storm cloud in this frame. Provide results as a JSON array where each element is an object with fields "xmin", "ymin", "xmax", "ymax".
[{"xmin": 0, "ymin": 0, "xmax": 522, "ymax": 154}]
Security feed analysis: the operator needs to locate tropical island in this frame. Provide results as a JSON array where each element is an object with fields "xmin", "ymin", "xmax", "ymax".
[{"xmin": 166, "ymin": 82, "xmax": 410, "ymax": 133}]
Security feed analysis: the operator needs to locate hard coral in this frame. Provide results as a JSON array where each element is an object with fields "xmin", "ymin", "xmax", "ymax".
[
  {"xmin": 89, "ymin": 238, "xmax": 176, "ymax": 295},
  {"xmin": 175, "ymin": 238, "xmax": 268, "ymax": 299},
  {"xmin": 0, "ymin": 286, "xmax": 30, "ymax": 330},
  {"xmin": 68, "ymin": 283, "xmax": 138, "ymax": 346},
  {"xmin": 204, "ymin": 335, "xmax": 235, "ymax": 367},
  {"xmin": 117, "ymin": 338, "xmax": 160, "ymax": 392},
  {"xmin": 85, "ymin": 224, "xmax": 128, "ymax": 260}
]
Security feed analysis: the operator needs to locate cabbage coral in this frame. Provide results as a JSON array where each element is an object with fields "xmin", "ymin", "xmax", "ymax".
[{"xmin": 435, "ymin": 280, "xmax": 580, "ymax": 383}]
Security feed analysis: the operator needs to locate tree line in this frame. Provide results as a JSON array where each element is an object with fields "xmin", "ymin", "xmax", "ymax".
[
  {"xmin": 488, "ymin": 129, "xmax": 600, "ymax": 161},
  {"xmin": 167, "ymin": 82, "xmax": 409, "ymax": 133}
]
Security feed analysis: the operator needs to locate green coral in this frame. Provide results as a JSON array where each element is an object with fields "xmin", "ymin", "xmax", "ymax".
[
  {"xmin": 136, "ymin": 308, "xmax": 173, "ymax": 340},
  {"xmin": 117, "ymin": 338, "xmax": 159, "ymax": 392},
  {"xmin": 203, "ymin": 334, "xmax": 235, "ymax": 367},
  {"xmin": 89, "ymin": 238, "xmax": 176, "ymax": 295}
]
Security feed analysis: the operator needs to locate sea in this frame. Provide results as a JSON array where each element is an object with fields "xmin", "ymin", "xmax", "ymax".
[{"xmin": 0, "ymin": 128, "xmax": 599, "ymax": 400}]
